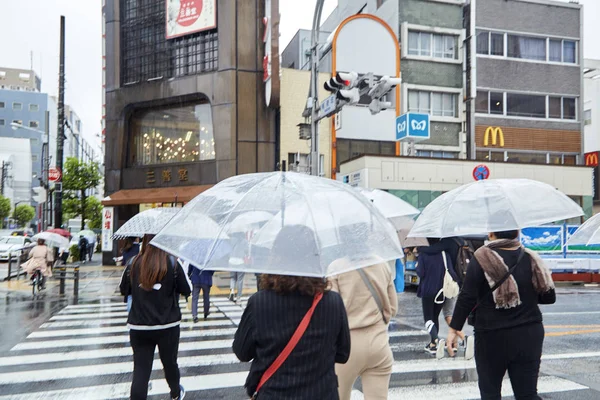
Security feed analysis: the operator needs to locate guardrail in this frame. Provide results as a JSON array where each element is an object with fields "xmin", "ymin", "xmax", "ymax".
[
  {"xmin": 54, "ymin": 264, "xmax": 81, "ymax": 297},
  {"xmin": 3, "ymin": 243, "xmax": 36, "ymax": 281}
]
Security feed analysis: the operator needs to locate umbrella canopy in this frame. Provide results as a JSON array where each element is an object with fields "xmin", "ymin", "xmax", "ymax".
[
  {"xmin": 46, "ymin": 228, "xmax": 71, "ymax": 239},
  {"xmin": 396, "ymin": 221, "xmax": 429, "ymax": 248},
  {"xmin": 151, "ymin": 172, "xmax": 403, "ymax": 277},
  {"xmin": 355, "ymin": 187, "xmax": 420, "ymax": 230},
  {"xmin": 113, "ymin": 208, "xmax": 181, "ymax": 239},
  {"xmin": 32, "ymin": 232, "xmax": 70, "ymax": 249},
  {"xmin": 566, "ymin": 213, "xmax": 600, "ymax": 246},
  {"xmin": 79, "ymin": 230, "xmax": 97, "ymax": 242},
  {"xmin": 408, "ymin": 179, "xmax": 584, "ymax": 238}
]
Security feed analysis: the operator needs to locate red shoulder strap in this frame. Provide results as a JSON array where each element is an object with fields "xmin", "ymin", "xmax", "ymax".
[{"xmin": 253, "ymin": 292, "xmax": 324, "ymax": 397}]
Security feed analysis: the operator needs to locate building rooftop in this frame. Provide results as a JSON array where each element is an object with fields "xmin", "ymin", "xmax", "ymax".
[{"xmin": 0, "ymin": 67, "xmax": 41, "ymax": 92}]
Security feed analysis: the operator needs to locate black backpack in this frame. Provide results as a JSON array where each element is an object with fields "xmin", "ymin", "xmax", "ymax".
[{"xmin": 453, "ymin": 238, "xmax": 475, "ymax": 283}]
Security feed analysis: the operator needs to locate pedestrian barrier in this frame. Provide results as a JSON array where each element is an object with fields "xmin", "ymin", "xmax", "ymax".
[
  {"xmin": 54, "ymin": 264, "xmax": 81, "ymax": 297},
  {"xmin": 3, "ymin": 244, "xmax": 35, "ymax": 281}
]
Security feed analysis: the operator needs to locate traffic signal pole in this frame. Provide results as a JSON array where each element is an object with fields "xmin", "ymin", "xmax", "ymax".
[
  {"xmin": 55, "ymin": 16, "xmax": 66, "ymax": 228},
  {"xmin": 308, "ymin": 0, "xmax": 326, "ymax": 177}
]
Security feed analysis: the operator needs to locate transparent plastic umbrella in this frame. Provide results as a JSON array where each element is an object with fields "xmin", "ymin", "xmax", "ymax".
[
  {"xmin": 32, "ymin": 232, "xmax": 70, "ymax": 249},
  {"xmin": 355, "ymin": 187, "xmax": 420, "ymax": 230},
  {"xmin": 79, "ymin": 230, "xmax": 97, "ymax": 242},
  {"xmin": 566, "ymin": 213, "xmax": 600, "ymax": 246},
  {"xmin": 113, "ymin": 208, "xmax": 181, "ymax": 239},
  {"xmin": 151, "ymin": 172, "xmax": 403, "ymax": 277},
  {"xmin": 408, "ymin": 179, "xmax": 584, "ymax": 238}
]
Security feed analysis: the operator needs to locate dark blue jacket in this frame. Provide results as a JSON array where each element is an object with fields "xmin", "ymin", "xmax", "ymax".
[
  {"xmin": 190, "ymin": 267, "xmax": 214, "ymax": 286},
  {"xmin": 416, "ymin": 250, "xmax": 459, "ymax": 299},
  {"xmin": 419, "ymin": 237, "xmax": 464, "ymax": 286},
  {"xmin": 122, "ymin": 243, "xmax": 140, "ymax": 266}
]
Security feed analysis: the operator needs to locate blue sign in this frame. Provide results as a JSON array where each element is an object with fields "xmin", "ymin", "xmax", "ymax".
[
  {"xmin": 396, "ymin": 112, "xmax": 430, "ymax": 142},
  {"xmin": 472, "ymin": 164, "xmax": 490, "ymax": 181},
  {"xmin": 319, "ymin": 95, "xmax": 337, "ymax": 118}
]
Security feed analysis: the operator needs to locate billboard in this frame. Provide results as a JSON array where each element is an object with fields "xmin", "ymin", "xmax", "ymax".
[
  {"xmin": 521, "ymin": 226, "xmax": 562, "ymax": 253},
  {"xmin": 166, "ymin": 0, "xmax": 217, "ymax": 40}
]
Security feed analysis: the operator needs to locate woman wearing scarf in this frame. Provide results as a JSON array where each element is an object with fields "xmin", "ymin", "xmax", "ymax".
[{"xmin": 446, "ymin": 230, "xmax": 555, "ymax": 400}]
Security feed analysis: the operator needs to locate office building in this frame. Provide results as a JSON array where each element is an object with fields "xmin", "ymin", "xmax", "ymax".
[{"xmin": 583, "ymin": 59, "xmax": 600, "ymax": 211}]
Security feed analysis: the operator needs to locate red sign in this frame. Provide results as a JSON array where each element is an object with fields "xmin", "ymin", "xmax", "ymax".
[
  {"xmin": 585, "ymin": 152, "xmax": 599, "ymax": 167},
  {"xmin": 48, "ymin": 167, "xmax": 62, "ymax": 182},
  {"xmin": 473, "ymin": 164, "xmax": 490, "ymax": 181}
]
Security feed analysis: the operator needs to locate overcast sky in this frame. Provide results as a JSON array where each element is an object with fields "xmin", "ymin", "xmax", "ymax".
[{"xmin": 0, "ymin": 0, "xmax": 596, "ymax": 149}]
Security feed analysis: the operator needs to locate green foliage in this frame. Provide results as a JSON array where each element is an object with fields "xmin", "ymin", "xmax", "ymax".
[
  {"xmin": 69, "ymin": 244, "xmax": 80, "ymax": 261},
  {"xmin": 86, "ymin": 197, "xmax": 102, "ymax": 229},
  {"xmin": 14, "ymin": 204, "xmax": 35, "ymax": 227},
  {"xmin": 0, "ymin": 196, "xmax": 10, "ymax": 228},
  {"xmin": 62, "ymin": 157, "xmax": 102, "ymax": 230}
]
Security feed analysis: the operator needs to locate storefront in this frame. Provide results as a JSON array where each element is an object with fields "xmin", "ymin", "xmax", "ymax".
[{"xmin": 102, "ymin": 0, "xmax": 280, "ymax": 263}]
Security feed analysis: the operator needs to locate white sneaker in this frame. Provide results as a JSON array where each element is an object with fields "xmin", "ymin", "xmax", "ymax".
[
  {"xmin": 465, "ymin": 335, "xmax": 475, "ymax": 360},
  {"xmin": 436, "ymin": 339, "xmax": 446, "ymax": 359}
]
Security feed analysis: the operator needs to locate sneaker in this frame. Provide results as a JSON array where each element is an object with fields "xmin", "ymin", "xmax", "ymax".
[
  {"xmin": 436, "ymin": 339, "xmax": 446, "ymax": 359},
  {"xmin": 465, "ymin": 335, "xmax": 475, "ymax": 360},
  {"xmin": 193, "ymin": 317, "xmax": 199, "ymax": 323},
  {"xmin": 203, "ymin": 312, "xmax": 210, "ymax": 320},
  {"xmin": 424, "ymin": 342, "xmax": 437, "ymax": 355},
  {"xmin": 172, "ymin": 384, "xmax": 185, "ymax": 400},
  {"xmin": 228, "ymin": 290, "xmax": 235, "ymax": 302}
]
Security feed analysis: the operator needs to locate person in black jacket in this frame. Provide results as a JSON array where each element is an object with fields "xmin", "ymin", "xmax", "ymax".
[
  {"xmin": 119, "ymin": 234, "xmax": 192, "ymax": 400},
  {"xmin": 447, "ymin": 230, "xmax": 556, "ymax": 400},
  {"xmin": 232, "ymin": 225, "xmax": 351, "ymax": 400}
]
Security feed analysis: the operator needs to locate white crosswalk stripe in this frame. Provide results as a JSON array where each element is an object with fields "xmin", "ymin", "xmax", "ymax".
[{"xmin": 0, "ymin": 297, "xmax": 594, "ymax": 399}]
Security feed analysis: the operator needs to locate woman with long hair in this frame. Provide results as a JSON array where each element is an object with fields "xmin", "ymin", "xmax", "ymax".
[
  {"xmin": 447, "ymin": 230, "xmax": 556, "ymax": 399},
  {"xmin": 233, "ymin": 225, "xmax": 351, "ymax": 399},
  {"xmin": 119, "ymin": 234, "xmax": 191, "ymax": 400}
]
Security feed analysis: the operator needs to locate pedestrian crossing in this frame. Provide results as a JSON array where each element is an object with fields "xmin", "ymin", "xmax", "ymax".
[{"xmin": 0, "ymin": 297, "xmax": 595, "ymax": 400}]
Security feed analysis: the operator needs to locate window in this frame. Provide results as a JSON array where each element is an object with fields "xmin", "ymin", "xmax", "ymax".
[
  {"xmin": 29, "ymin": 104, "xmax": 39, "ymax": 112},
  {"xmin": 120, "ymin": 0, "xmax": 218, "ymax": 85},
  {"xmin": 13, "ymin": 102, "xmax": 22, "ymax": 110},
  {"xmin": 476, "ymin": 30, "xmax": 489, "ymax": 55},
  {"xmin": 585, "ymin": 109, "xmax": 592, "ymax": 125},
  {"xmin": 19, "ymin": 73, "xmax": 30, "ymax": 82},
  {"xmin": 477, "ymin": 31, "xmax": 504, "ymax": 56},
  {"xmin": 29, "ymin": 121, "xmax": 39, "ymax": 128},
  {"xmin": 32, "ymin": 155, "xmax": 38, "ymax": 162},
  {"xmin": 549, "ymin": 96, "xmax": 561, "ymax": 119},
  {"xmin": 476, "ymin": 90, "xmax": 488, "ymax": 113},
  {"xmin": 476, "ymin": 91, "xmax": 503, "ymax": 114},
  {"xmin": 416, "ymin": 150, "xmax": 457, "ymax": 159},
  {"xmin": 490, "ymin": 33, "xmax": 504, "ymax": 56},
  {"xmin": 130, "ymin": 102, "xmax": 215, "ymax": 166},
  {"xmin": 0, "ymin": 101, "xmax": 4, "ymax": 108},
  {"xmin": 563, "ymin": 97, "xmax": 576, "ymax": 120},
  {"xmin": 549, "ymin": 96, "xmax": 576, "ymax": 120},
  {"xmin": 490, "ymin": 92, "xmax": 504, "ymax": 114},
  {"xmin": 0, "ymin": 119, "xmax": 4, "ymax": 126},
  {"xmin": 408, "ymin": 31, "xmax": 457, "ymax": 59},
  {"xmin": 409, "ymin": 90, "xmax": 457, "ymax": 117},
  {"xmin": 507, "ymin": 35, "xmax": 546, "ymax": 61},
  {"xmin": 506, "ymin": 93, "xmax": 545, "ymax": 118},
  {"xmin": 12, "ymin": 119, "xmax": 22, "ymax": 125},
  {"xmin": 563, "ymin": 41, "xmax": 576, "ymax": 63},
  {"xmin": 549, "ymin": 39, "xmax": 562, "ymax": 62}
]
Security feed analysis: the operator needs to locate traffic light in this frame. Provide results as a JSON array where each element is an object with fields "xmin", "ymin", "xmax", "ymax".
[
  {"xmin": 368, "ymin": 75, "xmax": 402, "ymax": 115},
  {"xmin": 32, "ymin": 187, "xmax": 47, "ymax": 203},
  {"xmin": 337, "ymin": 88, "xmax": 361, "ymax": 105},
  {"xmin": 324, "ymin": 72, "xmax": 359, "ymax": 92}
]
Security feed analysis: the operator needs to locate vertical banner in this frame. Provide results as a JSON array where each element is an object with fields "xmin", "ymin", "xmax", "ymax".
[{"xmin": 102, "ymin": 207, "xmax": 114, "ymax": 252}]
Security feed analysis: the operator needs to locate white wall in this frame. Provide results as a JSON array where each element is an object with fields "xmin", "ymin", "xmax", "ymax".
[
  {"xmin": 340, "ymin": 155, "xmax": 593, "ymax": 197},
  {"xmin": 0, "ymin": 138, "xmax": 33, "ymax": 205},
  {"xmin": 584, "ymin": 59, "xmax": 600, "ymax": 153}
]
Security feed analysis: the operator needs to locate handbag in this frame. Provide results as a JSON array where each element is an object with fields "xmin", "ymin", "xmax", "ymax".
[
  {"xmin": 358, "ymin": 269, "xmax": 389, "ymax": 324},
  {"xmin": 467, "ymin": 248, "xmax": 525, "ymax": 326},
  {"xmin": 435, "ymin": 251, "xmax": 459, "ymax": 304},
  {"xmin": 251, "ymin": 292, "xmax": 323, "ymax": 399}
]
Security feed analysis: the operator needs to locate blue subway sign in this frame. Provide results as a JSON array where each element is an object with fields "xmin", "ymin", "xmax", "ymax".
[{"xmin": 396, "ymin": 112, "xmax": 430, "ymax": 142}]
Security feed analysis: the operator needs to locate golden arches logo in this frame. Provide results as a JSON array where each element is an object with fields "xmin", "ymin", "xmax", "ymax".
[
  {"xmin": 585, "ymin": 152, "xmax": 599, "ymax": 167},
  {"xmin": 484, "ymin": 127, "xmax": 504, "ymax": 147}
]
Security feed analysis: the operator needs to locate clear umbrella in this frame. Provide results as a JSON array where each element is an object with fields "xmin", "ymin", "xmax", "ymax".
[
  {"xmin": 79, "ymin": 230, "xmax": 97, "ymax": 242},
  {"xmin": 113, "ymin": 208, "xmax": 181, "ymax": 239},
  {"xmin": 355, "ymin": 187, "xmax": 420, "ymax": 230},
  {"xmin": 566, "ymin": 213, "xmax": 600, "ymax": 246},
  {"xmin": 151, "ymin": 172, "xmax": 403, "ymax": 277},
  {"xmin": 408, "ymin": 179, "xmax": 584, "ymax": 238},
  {"xmin": 32, "ymin": 232, "xmax": 70, "ymax": 249}
]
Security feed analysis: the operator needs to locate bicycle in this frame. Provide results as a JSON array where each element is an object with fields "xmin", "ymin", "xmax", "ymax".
[{"xmin": 31, "ymin": 269, "xmax": 44, "ymax": 296}]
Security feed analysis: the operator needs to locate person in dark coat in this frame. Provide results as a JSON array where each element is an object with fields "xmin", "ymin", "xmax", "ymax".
[
  {"xmin": 416, "ymin": 239, "xmax": 459, "ymax": 354},
  {"xmin": 233, "ymin": 225, "xmax": 351, "ymax": 400},
  {"xmin": 119, "ymin": 238, "xmax": 140, "ymax": 311},
  {"xmin": 188, "ymin": 266, "xmax": 214, "ymax": 322},
  {"xmin": 447, "ymin": 230, "xmax": 556, "ymax": 400},
  {"xmin": 78, "ymin": 235, "xmax": 89, "ymax": 263}
]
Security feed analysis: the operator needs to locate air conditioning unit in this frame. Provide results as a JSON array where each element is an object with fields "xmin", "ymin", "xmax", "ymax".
[{"xmin": 298, "ymin": 123, "xmax": 311, "ymax": 140}]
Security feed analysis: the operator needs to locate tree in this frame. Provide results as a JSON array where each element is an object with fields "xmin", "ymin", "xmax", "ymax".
[
  {"xmin": 86, "ymin": 196, "xmax": 102, "ymax": 229},
  {"xmin": 0, "ymin": 196, "xmax": 10, "ymax": 228},
  {"xmin": 62, "ymin": 157, "xmax": 102, "ymax": 230},
  {"xmin": 14, "ymin": 204, "xmax": 35, "ymax": 228}
]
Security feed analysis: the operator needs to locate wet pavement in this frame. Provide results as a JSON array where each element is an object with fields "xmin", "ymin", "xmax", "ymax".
[{"xmin": 0, "ymin": 267, "xmax": 599, "ymax": 398}]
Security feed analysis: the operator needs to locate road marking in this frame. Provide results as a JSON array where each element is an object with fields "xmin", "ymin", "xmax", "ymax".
[
  {"xmin": 545, "ymin": 311, "xmax": 600, "ymax": 316},
  {"xmin": 546, "ymin": 329, "xmax": 600, "ymax": 337},
  {"xmin": 0, "ymin": 339, "xmax": 233, "ymax": 366},
  {"xmin": 546, "ymin": 325, "xmax": 600, "ymax": 329},
  {"xmin": 389, "ymin": 330, "xmax": 428, "ymax": 337},
  {"xmin": 12, "ymin": 328, "xmax": 238, "ymax": 351},
  {"xmin": 42, "ymin": 313, "xmax": 242, "ymax": 328}
]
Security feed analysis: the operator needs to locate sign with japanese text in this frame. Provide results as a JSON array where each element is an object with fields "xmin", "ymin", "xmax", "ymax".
[
  {"xmin": 102, "ymin": 207, "xmax": 114, "ymax": 252},
  {"xmin": 166, "ymin": 0, "xmax": 217, "ymax": 40}
]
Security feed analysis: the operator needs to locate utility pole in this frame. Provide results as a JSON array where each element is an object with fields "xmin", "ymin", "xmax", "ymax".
[
  {"xmin": 55, "ymin": 15, "xmax": 66, "ymax": 228},
  {"xmin": 42, "ymin": 111, "xmax": 50, "ymax": 230},
  {"xmin": 308, "ymin": 0, "xmax": 326, "ymax": 177}
]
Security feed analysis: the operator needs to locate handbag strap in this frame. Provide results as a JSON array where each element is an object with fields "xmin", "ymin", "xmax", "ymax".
[
  {"xmin": 472, "ymin": 248, "xmax": 525, "ymax": 311},
  {"xmin": 358, "ymin": 269, "xmax": 389, "ymax": 324},
  {"xmin": 253, "ymin": 292, "xmax": 323, "ymax": 398}
]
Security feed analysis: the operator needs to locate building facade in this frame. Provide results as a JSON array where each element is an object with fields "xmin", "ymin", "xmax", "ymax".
[
  {"xmin": 0, "ymin": 67, "xmax": 41, "ymax": 92},
  {"xmin": 583, "ymin": 59, "xmax": 600, "ymax": 210},
  {"xmin": 103, "ymin": 0, "xmax": 280, "ymax": 262}
]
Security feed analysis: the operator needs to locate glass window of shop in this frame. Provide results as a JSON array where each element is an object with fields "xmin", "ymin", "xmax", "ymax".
[{"xmin": 130, "ymin": 102, "xmax": 215, "ymax": 166}]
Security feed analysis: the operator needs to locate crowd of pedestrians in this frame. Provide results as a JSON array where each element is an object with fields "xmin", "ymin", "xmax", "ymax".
[{"xmin": 118, "ymin": 225, "xmax": 556, "ymax": 400}]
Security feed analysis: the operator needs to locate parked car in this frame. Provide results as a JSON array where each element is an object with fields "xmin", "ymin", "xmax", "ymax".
[
  {"xmin": 10, "ymin": 229, "xmax": 35, "ymax": 237},
  {"xmin": 0, "ymin": 236, "xmax": 34, "ymax": 262}
]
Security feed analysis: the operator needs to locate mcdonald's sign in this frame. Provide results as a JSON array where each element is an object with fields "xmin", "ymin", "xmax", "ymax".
[
  {"xmin": 585, "ymin": 152, "xmax": 599, "ymax": 167},
  {"xmin": 484, "ymin": 127, "xmax": 505, "ymax": 147}
]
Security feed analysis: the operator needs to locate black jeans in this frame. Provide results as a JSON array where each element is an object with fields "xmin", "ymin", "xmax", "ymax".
[
  {"xmin": 130, "ymin": 326, "xmax": 181, "ymax": 400},
  {"xmin": 422, "ymin": 296, "xmax": 444, "ymax": 344},
  {"xmin": 475, "ymin": 322, "xmax": 544, "ymax": 400}
]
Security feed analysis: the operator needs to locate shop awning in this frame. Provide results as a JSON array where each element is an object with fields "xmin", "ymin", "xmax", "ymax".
[{"xmin": 101, "ymin": 185, "xmax": 212, "ymax": 206}]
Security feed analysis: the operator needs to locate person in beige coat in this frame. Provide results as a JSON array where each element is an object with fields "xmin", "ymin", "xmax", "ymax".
[
  {"xmin": 330, "ymin": 258, "xmax": 398, "ymax": 400},
  {"xmin": 21, "ymin": 239, "xmax": 54, "ymax": 288}
]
